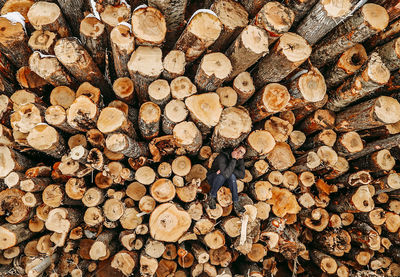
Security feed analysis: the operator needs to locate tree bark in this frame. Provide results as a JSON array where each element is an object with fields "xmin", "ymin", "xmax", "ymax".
[
  {"xmin": 225, "ymin": 25, "xmax": 269, "ymax": 81},
  {"xmin": 174, "ymin": 10, "xmax": 222, "ymax": 63},
  {"xmin": 253, "ymin": 32, "xmax": 311, "ymax": 88},
  {"xmin": 335, "ymin": 96, "xmax": 400, "ymax": 132},
  {"xmin": 326, "ymin": 52, "xmax": 390, "ymax": 111},
  {"xmin": 80, "ymin": 16, "xmax": 107, "ymax": 70},
  {"xmin": 110, "ymin": 24, "xmax": 135, "ymax": 78},
  {"xmin": 310, "ymin": 3, "xmax": 389, "ymax": 68}
]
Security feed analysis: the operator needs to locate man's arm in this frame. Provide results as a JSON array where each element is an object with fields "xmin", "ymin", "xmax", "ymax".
[
  {"xmin": 216, "ymin": 154, "xmax": 237, "ymax": 179},
  {"xmin": 233, "ymin": 159, "xmax": 245, "ymax": 179}
]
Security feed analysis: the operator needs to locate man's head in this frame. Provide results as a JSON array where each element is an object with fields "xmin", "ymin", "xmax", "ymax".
[{"xmin": 232, "ymin": 145, "xmax": 246, "ymax": 159}]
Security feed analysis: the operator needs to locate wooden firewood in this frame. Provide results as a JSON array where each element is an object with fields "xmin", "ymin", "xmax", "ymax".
[
  {"xmin": 0, "ymin": 146, "xmax": 32, "ymax": 178},
  {"xmin": 185, "ymin": 93, "xmax": 223, "ymax": 135},
  {"xmin": 66, "ymin": 95, "xmax": 99, "ymax": 132},
  {"xmin": 298, "ymin": 109, "xmax": 335, "ymax": 135},
  {"xmin": 301, "ymin": 129, "xmax": 337, "ymax": 150},
  {"xmin": 239, "ymin": 0, "xmax": 267, "ymax": 17},
  {"xmin": 216, "ymin": 87, "xmax": 237, "ymax": 107},
  {"xmin": 110, "ymin": 24, "xmax": 135, "ymax": 78},
  {"xmin": 28, "ymin": 30, "xmax": 57, "ymax": 55},
  {"xmin": 285, "ymin": 66, "xmax": 326, "ymax": 111},
  {"xmin": 209, "ymin": 0, "xmax": 248, "ymax": 52},
  {"xmin": 112, "ymin": 77, "xmax": 135, "ymax": 105},
  {"xmin": 194, "ymin": 52, "xmax": 232, "ymax": 92},
  {"xmin": 150, "ymin": 178, "xmax": 175, "ymax": 202},
  {"xmin": 245, "ymin": 83, "xmax": 290, "ymax": 122},
  {"xmin": 253, "ymin": 1, "xmax": 294, "ymax": 45},
  {"xmin": 127, "ymin": 46, "xmax": 163, "ymax": 103},
  {"xmin": 310, "ymin": 249, "xmax": 338, "ymax": 274},
  {"xmin": 132, "ymin": 6, "xmax": 166, "ymax": 46},
  {"xmin": 310, "ymin": 3, "xmax": 389, "ymax": 68},
  {"xmin": 334, "ymin": 131, "xmax": 363, "ymax": 155},
  {"xmin": 49, "ymin": 86, "xmax": 75, "ymax": 109},
  {"xmin": 161, "ymin": 99, "xmax": 188, "ymax": 135},
  {"xmin": 0, "ymin": 15, "xmax": 31, "ymax": 68},
  {"xmin": 211, "ymin": 106, "xmax": 252, "ymax": 152},
  {"xmin": 29, "ymin": 52, "xmax": 74, "ymax": 87},
  {"xmin": 98, "ymin": 108, "xmax": 136, "ymax": 138},
  {"xmin": 54, "ymin": 37, "xmax": 111, "ymax": 100},
  {"xmin": 253, "ymin": 32, "xmax": 312, "ymax": 88},
  {"xmin": 233, "ymin": 72, "xmax": 255, "ymax": 105},
  {"xmin": 27, "ymin": 124, "xmax": 66, "ymax": 158},
  {"xmin": 329, "ymin": 185, "xmax": 374, "ymax": 213},
  {"xmin": 264, "ymin": 117, "xmax": 293, "ymax": 142},
  {"xmin": 225, "ymin": 25, "xmax": 269, "ymax": 81},
  {"xmin": 296, "ymin": 0, "xmax": 362, "ymax": 46},
  {"xmin": 0, "ymin": 73, "xmax": 15, "ymax": 97},
  {"xmin": 327, "ymin": 52, "xmax": 390, "ymax": 111},
  {"xmin": 10, "ymin": 102, "xmax": 45, "ymax": 134},
  {"xmin": 162, "ymin": 50, "xmax": 186, "ymax": 80},
  {"xmin": 352, "ymin": 149, "xmax": 395, "ymax": 173},
  {"xmin": 324, "ymin": 44, "xmax": 367, "ymax": 88},
  {"xmin": 174, "ymin": 10, "xmax": 222, "ymax": 62},
  {"xmin": 0, "ymin": 223, "xmax": 32, "ymax": 250},
  {"xmin": 348, "ymin": 220, "xmax": 381, "ymax": 251},
  {"xmin": 79, "ymin": 16, "xmax": 106, "ymax": 70},
  {"xmin": 244, "ymin": 130, "xmax": 275, "ymax": 159},
  {"xmin": 28, "ymin": 1, "xmax": 70, "ymax": 37},
  {"xmin": 335, "ymin": 96, "xmax": 400, "ymax": 132},
  {"xmin": 149, "ymin": 203, "xmax": 191, "ymax": 242},
  {"xmin": 138, "ymin": 102, "xmax": 161, "ymax": 140},
  {"xmin": 99, "ymin": 2, "xmax": 131, "ymax": 33},
  {"xmin": 266, "ymin": 142, "xmax": 296, "ymax": 171},
  {"xmin": 148, "ymin": 79, "xmax": 170, "ymax": 107},
  {"xmin": 365, "ymin": 17, "xmax": 400, "ymax": 51}
]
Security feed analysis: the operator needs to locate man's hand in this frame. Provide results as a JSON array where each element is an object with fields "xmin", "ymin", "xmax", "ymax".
[{"xmin": 217, "ymin": 170, "xmax": 221, "ymax": 174}]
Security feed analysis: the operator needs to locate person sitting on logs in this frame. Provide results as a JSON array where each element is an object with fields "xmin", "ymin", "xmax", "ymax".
[{"xmin": 207, "ymin": 145, "xmax": 246, "ymax": 213}]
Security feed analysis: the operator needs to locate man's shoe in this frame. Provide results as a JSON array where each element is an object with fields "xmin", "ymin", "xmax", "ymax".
[
  {"xmin": 208, "ymin": 197, "xmax": 217, "ymax": 209},
  {"xmin": 234, "ymin": 202, "xmax": 245, "ymax": 214}
]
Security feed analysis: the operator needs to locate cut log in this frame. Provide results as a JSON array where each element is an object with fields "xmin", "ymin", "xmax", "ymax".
[
  {"xmin": 185, "ymin": 93, "xmax": 223, "ymax": 135},
  {"xmin": 110, "ymin": 24, "xmax": 135, "ymax": 78},
  {"xmin": 0, "ymin": 146, "xmax": 32, "ymax": 178},
  {"xmin": 45, "ymin": 208, "xmax": 80, "ymax": 233},
  {"xmin": 27, "ymin": 124, "xmax": 66, "ymax": 158},
  {"xmin": 335, "ymin": 131, "xmax": 363, "ymax": 155},
  {"xmin": 132, "ymin": 6, "xmax": 166, "ymax": 46},
  {"xmin": 29, "ymin": 52, "xmax": 74, "ymax": 87},
  {"xmin": 266, "ymin": 142, "xmax": 296, "ymax": 171},
  {"xmin": 162, "ymin": 50, "xmax": 186, "ymax": 80},
  {"xmin": 79, "ymin": 16, "xmax": 106, "ymax": 70},
  {"xmin": 0, "ymin": 223, "xmax": 32, "ymax": 250},
  {"xmin": 264, "ymin": 116, "xmax": 293, "ymax": 142},
  {"xmin": 28, "ymin": 30, "xmax": 57, "ymax": 55},
  {"xmin": 211, "ymin": 106, "xmax": 252, "ymax": 152},
  {"xmin": 162, "ymin": 99, "xmax": 188, "ymax": 135},
  {"xmin": 67, "ymin": 95, "xmax": 99, "ymax": 132},
  {"xmin": 244, "ymin": 130, "xmax": 275, "ymax": 159},
  {"xmin": 253, "ymin": 1, "xmax": 294, "ymax": 44},
  {"xmin": 27, "ymin": 1, "xmax": 70, "ymax": 37},
  {"xmin": 148, "ymin": 0, "xmax": 187, "ymax": 49},
  {"xmin": 174, "ymin": 10, "xmax": 222, "ymax": 62},
  {"xmin": 150, "ymin": 178, "xmax": 175, "ymax": 202},
  {"xmin": 298, "ymin": 109, "xmax": 336, "ymax": 135},
  {"xmin": 216, "ymin": 87, "xmax": 237, "ymax": 107},
  {"xmin": 148, "ymin": 79, "xmax": 170, "ymax": 107},
  {"xmin": 286, "ymin": 0, "xmax": 319, "ymax": 24},
  {"xmin": 245, "ymin": 83, "xmax": 290, "ymax": 122},
  {"xmin": 127, "ymin": 46, "xmax": 163, "ymax": 103},
  {"xmin": 54, "ymin": 37, "xmax": 111, "ymax": 100},
  {"xmin": 326, "ymin": 44, "xmax": 368, "ymax": 89},
  {"xmin": 310, "ymin": 3, "xmax": 389, "ymax": 68},
  {"xmin": 326, "ymin": 52, "xmax": 390, "ymax": 111},
  {"xmin": 253, "ymin": 32, "xmax": 311, "ymax": 88},
  {"xmin": 329, "ymin": 185, "xmax": 374, "ymax": 213},
  {"xmin": 170, "ymin": 76, "xmax": 197, "ymax": 101},
  {"xmin": 209, "ymin": 0, "xmax": 248, "ymax": 52},
  {"xmin": 0, "ymin": 16, "xmax": 31, "ymax": 67},
  {"xmin": 100, "ymin": 2, "xmax": 131, "ymax": 32},
  {"xmin": 194, "ymin": 52, "xmax": 232, "ymax": 92},
  {"xmin": 225, "ymin": 25, "xmax": 269, "ymax": 81},
  {"xmin": 50, "ymin": 86, "xmax": 75, "ymax": 109},
  {"xmin": 310, "ymin": 249, "xmax": 337, "ymax": 274},
  {"xmin": 233, "ymin": 72, "xmax": 255, "ymax": 105},
  {"xmin": 347, "ymin": 220, "xmax": 381, "ymax": 250},
  {"xmin": 149, "ymin": 203, "xmax": 191, "ymax": 242},
  {"xmin": 301, "ymin": 129, "xmax": 337, "ymax": 150},
  {"xmin": 352, "ymin": 149, "xmax": 395, "ymax": 172},
  {"xmin": 335, "ymin": 96, "xmax": 400, "ymax": 132},
  {"xmin": 138, "ymin": 102, "xmax": 161, "ymax": 140}
]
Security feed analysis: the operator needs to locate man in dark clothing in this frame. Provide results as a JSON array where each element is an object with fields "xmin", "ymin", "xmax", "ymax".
[{"xmin": 207, "ymin": 145, "xmax": 246, "ymax": 213}]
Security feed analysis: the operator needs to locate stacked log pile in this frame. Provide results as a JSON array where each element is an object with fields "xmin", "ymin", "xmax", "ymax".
[{"xmin": 2, "ymin": 0, "xmax": 400, "ymax": 276}]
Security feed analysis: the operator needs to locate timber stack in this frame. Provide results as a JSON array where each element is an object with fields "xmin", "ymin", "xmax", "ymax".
[{"xmin": 2, "ymin": 0, "xmax": 400, "ymax": 276}]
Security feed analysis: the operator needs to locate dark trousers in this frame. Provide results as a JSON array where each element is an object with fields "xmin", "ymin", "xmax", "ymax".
[{"xmin": 208, "ymin": 172, "xmax": 239, "ymax": 202}]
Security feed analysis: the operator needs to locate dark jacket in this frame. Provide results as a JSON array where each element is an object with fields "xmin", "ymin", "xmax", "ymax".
[{"xmin": 207, "ymin": 151, "xmax": 245, "ymax": 179}]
